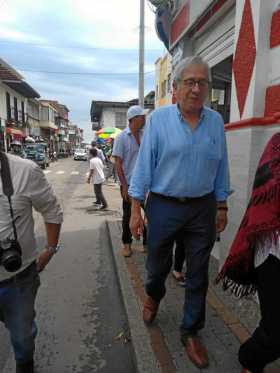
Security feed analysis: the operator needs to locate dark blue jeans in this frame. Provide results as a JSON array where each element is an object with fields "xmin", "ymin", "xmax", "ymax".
[
  {"xmin": 0, "ymin": 263, "xmax": 40, "ymax": 364},
  {"xmin": 145, "ymin": 192, "xmax": 216, "ymax": 336}
]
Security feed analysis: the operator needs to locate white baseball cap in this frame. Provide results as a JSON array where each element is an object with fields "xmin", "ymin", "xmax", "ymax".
[{"xmin": 127, "ymin": 105, "xmax": 146, "ymax": 121}]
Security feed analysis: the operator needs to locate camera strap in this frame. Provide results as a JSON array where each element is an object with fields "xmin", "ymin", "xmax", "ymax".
[{"xmin": 0, "ymin": 151, "xmax": 18, "ymax": 241}]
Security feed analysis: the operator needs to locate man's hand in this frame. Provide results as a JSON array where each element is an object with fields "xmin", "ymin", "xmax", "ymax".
[
  {"xmin": 86, "ymin": 177, "xmax": 91, "ymax": 184},
  {"xmin": 121, "ymin": 184, "xmax": 129, "ymax": 201},
  {"xmin": 216, "ymin": 210, "xmax": 228, "ymax": 233},
  {"xmin": 130, "ymin": 210, "xmax": 144, "ymax": 240},
  {"xmin": 36, "ymin": 248, "xmax": 54, "ymax": 273}
]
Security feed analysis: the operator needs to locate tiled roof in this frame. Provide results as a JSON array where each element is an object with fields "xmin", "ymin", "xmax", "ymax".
[{"xmin": 0, "ymin": 64, "xmax": 21, "ymax": 82}]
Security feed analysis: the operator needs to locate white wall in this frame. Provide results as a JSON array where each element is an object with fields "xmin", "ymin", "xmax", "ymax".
[
  {"xmin": 220, "ymin": 125, "xmax": 280, "ymax": 266},
  {"xmin": 101, "ymin": 107, "xmax": 128, "ymax": 129},
  {"xmin": 0, "ymin": 81, "xmax": 27, "ymax": 122},
  {"xmin": 0, "ymin": 82, "xmax": 7, "ymax": 121}
]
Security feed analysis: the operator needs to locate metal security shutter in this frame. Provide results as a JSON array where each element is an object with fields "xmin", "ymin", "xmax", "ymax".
[{"xmin": 193, "ymin": 6, "xmax": 235, "ymax": 67}]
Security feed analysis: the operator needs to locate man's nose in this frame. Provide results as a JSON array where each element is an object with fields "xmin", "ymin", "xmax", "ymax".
[{"xmin": 191, "ymin": 83, "xmax": 201, "ymax": 93}]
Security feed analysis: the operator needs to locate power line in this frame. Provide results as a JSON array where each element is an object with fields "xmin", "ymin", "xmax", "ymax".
[
  {"xmin": 0, "ymin": 39, "xmax": 162, "ymax": 52},
  {"xmin": 16, "ymin": 67, "xmax": 155, "ymax": 77}
]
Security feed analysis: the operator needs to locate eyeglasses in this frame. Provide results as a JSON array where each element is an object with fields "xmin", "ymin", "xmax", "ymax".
[{"xmin": 180, "ymin": 79, "xmax": 209, "ymax": 89}]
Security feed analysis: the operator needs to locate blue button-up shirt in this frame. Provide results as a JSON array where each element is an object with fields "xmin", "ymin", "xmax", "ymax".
[
  {"xmin": 112, "ymin": 126, "xmax": 141, "ymax": 185},
  {"xmin": 129, "ymin": 104, "xmax": 230, "ymax": 202}
]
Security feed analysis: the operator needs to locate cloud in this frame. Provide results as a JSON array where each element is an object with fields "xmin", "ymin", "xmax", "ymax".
[{"xmin": 0, "ymin": 0, "xmax": 165, "ymax": 142}]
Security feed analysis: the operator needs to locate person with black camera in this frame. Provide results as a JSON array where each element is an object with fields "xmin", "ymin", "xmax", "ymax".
[{"xmin": 0, "ymin": 150, "xmax": 63, "ymax": 373}]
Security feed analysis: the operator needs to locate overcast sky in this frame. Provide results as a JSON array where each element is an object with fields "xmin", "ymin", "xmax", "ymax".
[{"xmin": 0, "ymin": 0, "xmax": 165, "ymax": 141}]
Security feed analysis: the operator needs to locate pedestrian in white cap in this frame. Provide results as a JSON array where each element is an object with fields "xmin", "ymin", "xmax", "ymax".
[{"xmin": 112, "ymin": 105, "xmax": 147, "ymax": 257}]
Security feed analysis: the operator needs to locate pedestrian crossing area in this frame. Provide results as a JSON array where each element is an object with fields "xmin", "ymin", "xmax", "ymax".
[{"xmin": 43, "ymin": 170, "xmax": 88, "ymax": 176}]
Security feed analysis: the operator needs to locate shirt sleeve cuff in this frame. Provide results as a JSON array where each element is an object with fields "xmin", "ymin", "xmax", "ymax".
[
  {"xmin": 215, "ymin": 190, "xmax": 229, "ymax": 202},
  {"xmin": 128, "ymin": 188, "xmax": 145, "ymax": 202}
]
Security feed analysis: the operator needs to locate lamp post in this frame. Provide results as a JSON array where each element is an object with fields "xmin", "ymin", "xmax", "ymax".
[{"xmin": 138, "ymin": 0, "xmax": 145, "ymax": 107}]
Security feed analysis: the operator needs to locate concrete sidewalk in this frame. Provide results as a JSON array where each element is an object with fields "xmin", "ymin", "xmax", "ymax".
[{"xmin": 107, "ymin": 220, "xmax": 280, "ymax": 373}]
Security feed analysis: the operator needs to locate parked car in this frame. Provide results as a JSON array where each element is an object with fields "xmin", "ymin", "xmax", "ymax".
[
  {"xmin": 74, "ymin": 148, "xmax": 87, "ymax": 161},
  {"xmin": 25, "ymin": 143, "xmax": 50, "ymax": 169}
]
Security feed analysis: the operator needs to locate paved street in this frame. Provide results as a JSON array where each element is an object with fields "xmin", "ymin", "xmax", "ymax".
[
  {"xmin": 1, "ymin": 158, "xmax": 280, "ymax": 373},
  {"xmin": 0, "ymin": 158, "xmax": 137, "ymax": 373}
]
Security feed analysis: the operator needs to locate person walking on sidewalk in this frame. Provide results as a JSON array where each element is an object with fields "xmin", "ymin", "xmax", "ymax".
[
  {"xmin": 217, "ymin": 133, "xmax": 280, "ymax": 373},
  {"xmin": 87, "ymin": 148, "xmax": 108, "ymax": 210},
  {"xmin": 129, "ymin": 56, "xmax": 230, "ymax": 369},
  {"xmin": 113, "ymin": 105, "xmax": 147, "ymax": 257},
  {"xmin": 0, "ymin": 151, "xmax": 63, "ymax": 373}
]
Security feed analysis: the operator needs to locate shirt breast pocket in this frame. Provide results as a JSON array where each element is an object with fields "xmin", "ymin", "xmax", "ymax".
[{"xmin": 200, "ymin": 137, "xmax": 221, "ymax": 160}]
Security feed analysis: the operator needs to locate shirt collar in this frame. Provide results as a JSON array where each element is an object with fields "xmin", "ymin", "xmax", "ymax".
[
  {"xmin": 124, "ymin": 126, "xmax": 132, "ymax": 135},
  {"xmin": 124, "ymin": 125, "xmax": 143, "ymax": 137},
  {"xmin": 176, "ymin": 104, "xmax": 206, "ymax": 121}
]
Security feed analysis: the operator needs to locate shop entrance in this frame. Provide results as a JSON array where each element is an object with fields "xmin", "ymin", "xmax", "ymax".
[{"xmin": 211, "ymin": 56, "xmax": 233, "ymax": 124}]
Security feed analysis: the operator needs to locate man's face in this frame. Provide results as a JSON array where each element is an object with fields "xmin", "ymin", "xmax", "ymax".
[
  {"xmin": 174, "ymin": 64, "xmax": 209, "ymax": 113},
  {"xmin": 131, "ymin": 115, "xmax": 146, "ymax": 131}
]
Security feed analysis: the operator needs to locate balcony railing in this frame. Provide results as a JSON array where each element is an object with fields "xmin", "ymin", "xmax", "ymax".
[{"xmin": 9, "ymin": 108, "xmax": 26, "ymax": 125}]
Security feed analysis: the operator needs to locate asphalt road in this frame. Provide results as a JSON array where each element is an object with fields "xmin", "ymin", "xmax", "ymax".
[{"xmin": 0, "ymin": 158, "xmax": 137, "ymax": 373}]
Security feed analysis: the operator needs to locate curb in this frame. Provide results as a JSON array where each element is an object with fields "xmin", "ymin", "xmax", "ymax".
[{"xmin": 106, "ymin": 220, "xmax": 161, "ymax": 373}]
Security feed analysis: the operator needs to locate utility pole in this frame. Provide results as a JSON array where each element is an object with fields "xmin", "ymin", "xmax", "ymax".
[{"xmin": 138, "ymin": 0, "xmax": 145, "ymax": 107}]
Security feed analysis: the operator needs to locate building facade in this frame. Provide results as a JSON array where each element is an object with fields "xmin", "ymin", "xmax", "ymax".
[
  {"xmin": 150, "ymin": 0, "xmax": 280, "ymax": 263},
  {"xmin": 155, "ymin": 53, "xmax": 173, "ymax": 108},
  {"xmin": 0, "ymin": 58, "xmax": 40, "ymax": 151},
  {"xmin": 91, "ymin": 93, "xmax": 155, "ymax": 131},
  {"xmin": 39, "ymin": 100, "xmax": 58, "ymax": 152}
]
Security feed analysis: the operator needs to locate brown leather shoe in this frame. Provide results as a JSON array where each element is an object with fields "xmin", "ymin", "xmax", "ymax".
[
  {"xmin": 185, "ymin": 336, "xmax": 209, "ymax": 369},
  {"xmin": 142, "ymin": 296, "xmax": 159, "ymax": 324}
]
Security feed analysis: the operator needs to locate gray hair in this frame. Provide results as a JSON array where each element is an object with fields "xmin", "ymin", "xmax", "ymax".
[{"xmin": 173, "ymin": 56, "xmax": 211, "ymax": 85}]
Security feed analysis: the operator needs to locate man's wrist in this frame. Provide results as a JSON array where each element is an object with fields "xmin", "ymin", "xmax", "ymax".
[
  {"xmin": 45, "ymin": 244, "xmax": 60, "ymax": 254},
  {"xmin": 131, "ymin": 198, "xmax": 142, "ymax": 212}
]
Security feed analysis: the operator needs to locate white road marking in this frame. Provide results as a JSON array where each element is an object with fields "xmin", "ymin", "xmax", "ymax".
[
  {"xmin": 56, "ymin": 171, "xmax": 65, "ymax": 175},
  {"xmin": 71, "ymin": 171, "xmax": 80, "ymax": 175},
  {"xmin": 43, "ymin": 170, "xmax": 52, "ymax": 174}
]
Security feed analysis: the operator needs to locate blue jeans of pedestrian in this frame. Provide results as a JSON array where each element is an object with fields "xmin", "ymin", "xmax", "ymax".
[
  {"xmin": 0, "ymin": 263, "xmax": 40, "ymax": 364},
  {"xmin": 145, "ymin": 192, "xmax": 216, "ymax": 336}
]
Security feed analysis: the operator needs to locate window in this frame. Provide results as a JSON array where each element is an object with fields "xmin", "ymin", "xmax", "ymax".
[
  {"xmin": 21, "ymin": 101, "xmax": 25, "ymax": 123},
  {"xmin": 13, "ymin": 97, "xmax": 18, "ymax": 122},
  {"xmin": 167, "ymin": 74, "xmax": 172, "ymax": 93},
  {"xmin": 6, "ymin": 92, "xmax": 11, "ymax": 120},
  {"xmin": 161, "ymin": 80, "xmax": 167, "ymax": 98},
  {"xmin": 115, "ymin": 112, "xmax": 126, "ymax": 128},
  {"xmin": 49, "ymin": 108, "xmax": 55, "ymax": 122},
  {"xmin": 40, "ymin": 106, "xmax": 49, "ymax": 121}
]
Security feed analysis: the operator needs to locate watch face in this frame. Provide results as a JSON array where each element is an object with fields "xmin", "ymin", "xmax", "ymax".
[{"xmin": 47, "ymin": 245, "xmax": 59, "ymax": 253}]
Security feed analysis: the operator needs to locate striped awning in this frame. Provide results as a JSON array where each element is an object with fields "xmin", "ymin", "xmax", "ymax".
[{"xmin": 5, "ymin": 127, "xmax": 25, "ymax": 137}]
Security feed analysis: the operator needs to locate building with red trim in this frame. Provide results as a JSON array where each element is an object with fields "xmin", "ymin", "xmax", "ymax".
[
  {"xmin": 0, "ymin": 58, "xmax": 40, "ymax": 151},
  {"xmin": 150, "ymin": 0, "xmax": 280, "ymax": 263}
]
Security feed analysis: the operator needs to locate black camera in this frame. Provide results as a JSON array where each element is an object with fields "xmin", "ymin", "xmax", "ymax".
[{"xmin": 0, "ymin": 239, "xmax": 22, "ymax": 272}]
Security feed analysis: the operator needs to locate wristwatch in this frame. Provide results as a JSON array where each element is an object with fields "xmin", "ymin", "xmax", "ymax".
[{"xmin": 45, "ymin": 244, "xmax": 60, "ymax": 254}]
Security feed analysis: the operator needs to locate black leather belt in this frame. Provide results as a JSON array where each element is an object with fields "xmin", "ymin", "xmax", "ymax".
[
  {"xmin": 0, "ymin": 261, "xmax": 37, "ymax": 287},
  {"xmin": 151, "ymin": 192, "xmax": 214, "ymax": 204}
]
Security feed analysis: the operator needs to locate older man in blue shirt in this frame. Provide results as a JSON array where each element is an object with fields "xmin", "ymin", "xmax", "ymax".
[{"xmin": 129, "ymin": 56, "xmax": 230, "ymax": 369}]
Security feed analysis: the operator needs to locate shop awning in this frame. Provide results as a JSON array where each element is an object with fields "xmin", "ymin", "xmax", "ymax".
[
  {"xmin": 5, "ymin": 127, "xmax": 25, "ymax": 137},
  {"xmin": 39, "ymin": 122, "xmax": 58, "ymax": 131}
]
